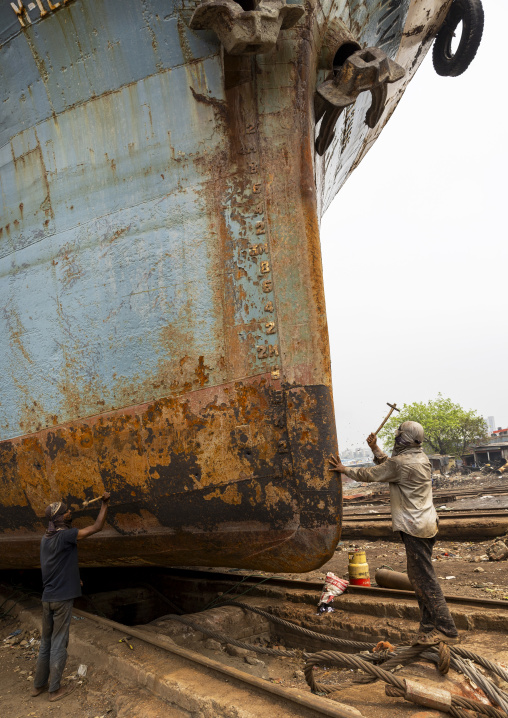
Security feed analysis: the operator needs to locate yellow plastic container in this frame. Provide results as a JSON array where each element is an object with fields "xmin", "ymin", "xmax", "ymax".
[{"xmin": 348, "ymin": 549, "xmax": 371, "ymax": 586}]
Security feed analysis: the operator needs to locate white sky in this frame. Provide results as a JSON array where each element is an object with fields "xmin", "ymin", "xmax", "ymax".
[{"xmin": 321, "ymin": 2, "xmax": 507, "ymax": 452}]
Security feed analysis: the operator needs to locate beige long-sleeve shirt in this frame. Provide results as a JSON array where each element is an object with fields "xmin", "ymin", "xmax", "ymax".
[{"xmin": 345, "ymin": 448, "xmax": 438, "ymax": 538}]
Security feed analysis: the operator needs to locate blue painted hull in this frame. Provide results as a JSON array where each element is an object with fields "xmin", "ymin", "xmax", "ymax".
[{"xmin": 0, "ymin": 0, "xmax": 448, "ymax": 568}]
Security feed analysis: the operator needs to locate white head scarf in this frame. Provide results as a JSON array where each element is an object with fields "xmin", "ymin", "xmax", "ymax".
[{"xmin": 392, "ymin": 420, "xmax": 424, "ymax": 456}]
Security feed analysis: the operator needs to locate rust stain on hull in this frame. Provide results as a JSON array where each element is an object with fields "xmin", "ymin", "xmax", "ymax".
[{"xmin": 0, "ymin": 375, "xmax": 341, "ymax": 571}]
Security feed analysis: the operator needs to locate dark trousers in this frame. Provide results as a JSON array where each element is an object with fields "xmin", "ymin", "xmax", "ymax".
[
  {"xmin": 400, "ymin": 532, "xmax": 458, "ymax": 637},
  {"xmin": 34, "ymin": 599, "xmax": 74, "ymax": 692}
]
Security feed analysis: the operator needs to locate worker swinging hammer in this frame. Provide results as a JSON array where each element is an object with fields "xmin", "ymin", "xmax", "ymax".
[{"xmin": 329, "ymin": 414, "xmax": 459, "ymax": 647}]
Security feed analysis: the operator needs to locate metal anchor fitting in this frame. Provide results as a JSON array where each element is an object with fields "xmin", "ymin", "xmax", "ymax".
[
  {"xmin": 315, "ymin": 46, "xmax": 405, "ymax": 156},
  {"xmin": 190, "ymin": 0, "xmax": 305, "ymax": 55}
]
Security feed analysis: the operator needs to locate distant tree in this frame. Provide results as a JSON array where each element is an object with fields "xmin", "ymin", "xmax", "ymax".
[{"xmin": 378, "ymin": 394, "xmax": 489, "ymax": 457}]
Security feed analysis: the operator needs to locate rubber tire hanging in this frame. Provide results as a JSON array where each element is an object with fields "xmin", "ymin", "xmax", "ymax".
[{"xmin": 432, "ymin": 0, "xmax": 484, "ymax": 77}]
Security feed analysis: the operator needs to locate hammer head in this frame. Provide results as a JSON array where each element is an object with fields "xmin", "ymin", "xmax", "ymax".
[{"xmin": 387, "ymin": 402, "xmax": 400, "ymax": 413}]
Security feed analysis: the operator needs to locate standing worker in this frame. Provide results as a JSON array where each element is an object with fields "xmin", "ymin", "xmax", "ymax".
[
  {"xmin": 31, "ymin": 492, "xmax": 111, "ymax": 702},
  {"xmin": 329, "ymin": 421, "xmax": 459, "ymax": 646}
]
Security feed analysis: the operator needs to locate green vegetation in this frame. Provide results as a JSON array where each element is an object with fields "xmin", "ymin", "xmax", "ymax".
[{"xmin": 379, "ymin": 394, "xmax": 489, "ymax": 457}]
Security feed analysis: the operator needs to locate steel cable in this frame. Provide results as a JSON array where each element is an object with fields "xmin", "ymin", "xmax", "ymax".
[
  {"xmin": 224, "ymin": 601, "xmax": 508, "ymax": 691},
  {"xmin": 219, "ymin": 600, "xmax": 376, "ymax": 651},
  {"xmin": 353, "ymin": 643, "xmax": 428, "ymax": 683},
  {"xmin": 385, "ymin": 685, "xmax": 483, "ymax": 718},
  {"xmin": 304, "ymin": 650, "xmax": 406, "ymax": 695},
  {"xmin": 453, "ymin": 647, "xmax": 508, "ymax": 685},
  {"xmin": 450, "ymin": 654, "xmax": 508, "ymax": 715},
  {"xmin": 305, "ymin": 650, "xmax": 508, "ymax": 717},
  {"xmin": 439, "ymin": 641, "xmax": 451, "ymax": 674},
  {"xmin": 356, "ymin": 644, "xmax": 508, "ymax": 712}
]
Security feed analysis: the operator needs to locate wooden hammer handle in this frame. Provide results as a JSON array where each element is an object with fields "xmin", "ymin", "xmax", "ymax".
[
  {"xmin": 374, "ymin": 405, "xmax": 398, "ymax": 436},
  {"xmin": 82, "ymin": 495, "xmax": 102, "ymax": 507}
]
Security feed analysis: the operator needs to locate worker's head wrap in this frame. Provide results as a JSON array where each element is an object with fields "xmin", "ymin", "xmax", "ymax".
[
  {"xmin": 392, "ymin": 421, "xmax": 425, "ymax": 456},
  {"xmin": 44, "ymin": 501, "xmax": 71, "ymax": 538}
]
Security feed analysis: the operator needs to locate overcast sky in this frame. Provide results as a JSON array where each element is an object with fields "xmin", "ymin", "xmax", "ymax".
[{"xmin": 321, "ymin": 2, "xmax": 507, "ymax": 452}]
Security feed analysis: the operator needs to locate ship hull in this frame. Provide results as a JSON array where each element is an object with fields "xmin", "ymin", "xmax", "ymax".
[{"xmin": 0, "ymin": 0, "xmax": 446, "ymax": 569}]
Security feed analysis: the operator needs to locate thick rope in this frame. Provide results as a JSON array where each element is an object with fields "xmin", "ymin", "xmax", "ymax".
[
  {"xmin": 219, "ymin": 600, "xmax": 376, "ymax": 651},
  {"xmin": 304, "ymin": 650, "xmax": 406, "ymax": 695},
  {"xmin": 305, "ymin": 650, "xmax": 508, "ymax": 718},
  {"xmin": 385, "ymin": 685, "xmax": 487, "ymax": 718},
  {"xmin": 450, "ymin": 654, "xmax": 508, "ymax": 715},
  {"xmin": 353, "ymin": 643, "xmax": 428, "ymax": 683},
  {"xmin": 214, "ymin": 599, "xmax": 508, "ymax": 710},
  {"xmin": 360, "ymin": 644, "xmax": 508, "ymax": 712},
  {"xmin": 452, "ymin": 694, "xmax": 508, "ymax": 718},
  {"xmin": 439, "ymin": 641, "xmax": 451, "ymax": 674}
]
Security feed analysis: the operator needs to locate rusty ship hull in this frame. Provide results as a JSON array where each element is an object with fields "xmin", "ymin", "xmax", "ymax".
[{"xmin": 0, "ymin": 0, "xmax": 448, "ymax": 569}]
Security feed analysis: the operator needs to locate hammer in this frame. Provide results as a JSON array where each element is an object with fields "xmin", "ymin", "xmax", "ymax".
[
  {"xmin": 81, "ymin": 495, "xmax": 103, "ymax": 509},
  {"xmin": 373, "ymin": 402, "xmax": 400, "ymax": 436}
]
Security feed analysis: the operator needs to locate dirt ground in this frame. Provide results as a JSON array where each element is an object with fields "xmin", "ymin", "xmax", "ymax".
[
  {"xmin": 266, "ymin": 533, "xmax": 508, "ymax": 602},
  {"xmin": 323, "ymin": 536, "xmax": 508, "ymax": 600},
  {"xmin": 2, "ymin": 586, "xmax": 507, "ymax": 718},
  {"xmin": 0, "ymin": 617, "xmax": 176, "ymax": 718},
  {"xmin": 1, "ymin": 470, "xmax": 506, "ymax": 717},
  {"xmin": 0, "ymin": 621, "xmax": 117, "ymax": 718}
]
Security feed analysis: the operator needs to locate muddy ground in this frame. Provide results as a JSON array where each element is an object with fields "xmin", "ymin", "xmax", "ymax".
[
  {"xmin": 0, "ymin": 617, "xmax": 182, "ymax": 718},
  {"xmin": 0, "ymin": 626, "xmax": 135, "ymax": 718},
  {"xmin": 323, "ymin": 535, "xmax": 508, "ymax": 600},
  {"xmin": 1, "ymin": 472, "xmax": 506, "ymax": 716},
  {"xmin": 2, "ymin": 532, "xmax": 507, "ymax": 718}
]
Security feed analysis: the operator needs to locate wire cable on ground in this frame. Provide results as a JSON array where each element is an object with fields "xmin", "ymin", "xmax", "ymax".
[
  {"xmin": 215, "ymin": 599, "xmax": 508, "ymax": 714},
  {"xmin": 219, "ymin": 600, "xmax": 376, "ymax": 651},
  {"xmin": 305, "ymin": 650, "xmax": 507, "ymax": 718},
  {"xmin": 158, "ymin": 598, "xmax": 508, "ymax": 716},
  {"xmin": 358, "ymin": 643, "xmax": 508, "ymax": 713}
]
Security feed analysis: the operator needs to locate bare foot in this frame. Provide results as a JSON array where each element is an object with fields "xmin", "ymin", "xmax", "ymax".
[
  {"xmin": 48, "ymin": 682, "xmax": 76, "ymax": 702},
  {"xmin": 30, "ymin": 684, "xmax": 47, "ymax": 697}
]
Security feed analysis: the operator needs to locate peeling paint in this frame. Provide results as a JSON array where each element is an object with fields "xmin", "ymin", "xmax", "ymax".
[{"xmin": 0, "ymin": 0, "xmax": 444, "ymax": 570}]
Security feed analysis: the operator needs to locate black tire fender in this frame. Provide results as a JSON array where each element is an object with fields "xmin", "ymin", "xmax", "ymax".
[{"xmin": 432, "ymin": 0, "xmax": 484, "ymax": 77}]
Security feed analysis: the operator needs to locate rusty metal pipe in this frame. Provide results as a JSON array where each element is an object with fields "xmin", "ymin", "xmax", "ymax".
[{"xmin": 375, "ymin": 569, "xmax": 413, "ymax": 592}]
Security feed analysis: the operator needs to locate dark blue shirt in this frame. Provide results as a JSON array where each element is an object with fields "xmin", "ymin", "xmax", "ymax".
[{"xmin": 40, "ymin": 528, "xmax": 82, "ymax": 602}]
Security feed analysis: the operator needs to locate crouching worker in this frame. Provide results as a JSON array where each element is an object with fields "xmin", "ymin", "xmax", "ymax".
[
  {"xmin": 31, "ymin": 492, "xmax": 111, "ymax": 702},
  {"xmin": 329, "ymin": 421, "xmax": 459, "ymax": 646}
]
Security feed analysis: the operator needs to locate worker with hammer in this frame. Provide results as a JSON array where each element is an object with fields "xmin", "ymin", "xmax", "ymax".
[
  {"xmin": 31, "ymin": 492, "xmax": 111, "ymax": 702},
  {"xmin": 329, "ymin": 421, "xmax": 459, "ymax": 646}
]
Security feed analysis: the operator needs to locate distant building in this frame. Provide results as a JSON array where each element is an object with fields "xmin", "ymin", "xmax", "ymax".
[
  {"xmin": 487, "ymin": 416, "xmax": 496, "ymax": 433},
  {"xmin": 462, "ymin": 439, "xmax": 508, "ymax": 467},
  {"xmin": 428, "ymin": 454, "xmax": 456, "ymax": 474},
  {"xmin": 491, "ymin": 427, "xmax": 508, "ymax": 442}
]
